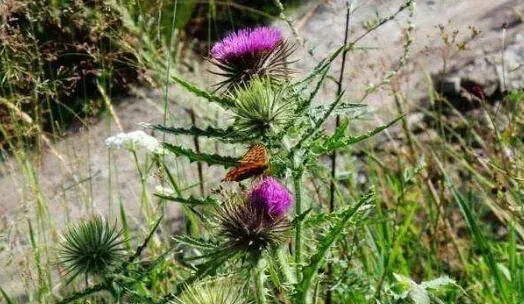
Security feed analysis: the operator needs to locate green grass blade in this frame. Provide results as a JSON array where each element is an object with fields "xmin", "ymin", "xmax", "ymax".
[
  {"xmin": 433, "ymin": 154, "xmax": 511, "ymax": 304},
  {"xmin": 0, "ymin": 288, "xmax": 15, "ymax": 304},
  {"xmin": 295, "ymin": 191, "xmax": 374, "ymax": 303}
]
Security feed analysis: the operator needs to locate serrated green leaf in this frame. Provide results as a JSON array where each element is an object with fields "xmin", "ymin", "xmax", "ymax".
[
  {"xmin": 150, "ymin": 124, "xmax": 254, "ymax": 143},
  {"xmin": 311, "ymin": 115, "xmax": 404, "ymax": 154},
  {"xmin": 169, "ymin": 74, "xmax": 235, "ymax": 109},
  {"xmin": 293, "ymin": 92, "xmax": 346, "ymax": 151},
  {"xmin": 173, "ymin": 235, "xmax": 218, "ymax": 250},
  {"xmin": 308, "ymin": 102, "xmax": 366, "ymax": 123},
  {"xmin": 163, "ymin": 143, "xmax": 239, "ymax": 168},
  {"xmin": 154, "ymin": 194, "xmax": 218, "ymax": 206}
]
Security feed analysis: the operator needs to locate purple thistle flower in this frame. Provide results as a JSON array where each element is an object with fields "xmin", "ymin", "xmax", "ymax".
[
  {"xmin": 217, "ymin": 201, "xmax": 290, "ymax": 257},
  {"xmin": 248, "ymin": 177, "xmax": 293, "ymax": 217},
  {"xmin": 211, "ymin": 27, "xmax": 282, "ymax": 62},
  {"xmin": 209, "ymin": 27, "xmax": 294, "ymax": 91}
]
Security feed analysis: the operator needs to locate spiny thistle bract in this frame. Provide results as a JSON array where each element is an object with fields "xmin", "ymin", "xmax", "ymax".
[
  {"xmin": 58, "ymin": 216, "xmax": 125, "ymax": 283},
  {"xmin": 210, "ymin": 26, "xmax": 294, "ymax": 90},
  {"xmin": 173, "ymin": 279, "xmax": 250, "ymax": 304},
  {"xmin": 216, "ymin": 195, "xmax": 291, "ymax": 259},
  {"xmin": 232, "ymin": 77, "xmax": 296, "ymax": 137}
]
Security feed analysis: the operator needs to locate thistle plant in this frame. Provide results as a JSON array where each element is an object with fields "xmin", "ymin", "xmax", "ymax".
[
  {"xmin": 174, "ymin": 279, "xmax": 250, "ymax": 304},
  {"xmin": 58, "ymin": 217, "xmax": 125, "ymax": 284},
  {"xmin": 53, "ymin": 2, "xmax": 419, "ymax": 303},
  {"xmin": 210, "ymin": 27, "xmax": 294, "ymax": 90}
]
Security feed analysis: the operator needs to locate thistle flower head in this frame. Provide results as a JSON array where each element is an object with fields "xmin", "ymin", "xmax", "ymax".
[
  {"xmin": 248, "ymin": 177, "xmax": 293, "ymax": 217},
  {"xmin": 216, "ymin": 196, "xmax": 290, "ymax": 258},
  {"xmin": 58, "ymin": 216, "xmax": 125, "ymax": 283},
  {"xmin": 210, "ymin": 27, "xmax": 294, "ymax": 90},
  {"xmin": 232, "ymin": 77, "xmax": 296, "ymax": 137},
  {"xmin": 211, "ymin": 27, "xmax": 282, "ymax": 62},
  {"xmin": 174, "ymin": 279, "xmax": 250, "ymax": 304}
]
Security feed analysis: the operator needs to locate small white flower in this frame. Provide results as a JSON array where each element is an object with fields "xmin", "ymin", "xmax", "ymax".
[{"xmin": 105, "ymin": 130, "xmax": 165, "ymax": 154}]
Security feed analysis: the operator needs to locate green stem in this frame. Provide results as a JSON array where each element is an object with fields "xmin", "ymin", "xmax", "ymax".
[
  {"xmin": 293, "ymin": 171, "xmax": 303, "ymax": 280},
  {"xmin": 277, "ymin": 246, "xmax": 296, "ymax": 285},
  {"xmin": 132, "ymin": 150, "xmax": 153, "ymax": 221},
  {"xmin": 254, "ymin": 258, "xmax": 267, "ymax": 304},
  {"xmin": 57, "ymin": 283, "xmax": 107, "ymax": 304}
]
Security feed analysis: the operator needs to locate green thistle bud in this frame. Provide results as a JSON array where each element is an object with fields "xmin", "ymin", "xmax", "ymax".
[
  {"xmin": 174, "ymin": 279, "xmax": 250, "ymax": 304},
  {"xmin": 232, "ymin": 78, "xmax": 296, "ymax": 137},
  {"xmin": 58, "ymin": 216, "xmax": 125, "ymax": 283}
]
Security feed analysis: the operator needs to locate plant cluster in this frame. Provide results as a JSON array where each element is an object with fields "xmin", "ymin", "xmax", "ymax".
[
  {"xmin": 0, "ymin": 0, "xmax": 142, "ymax": 148},
  {"xmin": 49, "ymin": 4, "xmax": 417, "ymax": 299}
]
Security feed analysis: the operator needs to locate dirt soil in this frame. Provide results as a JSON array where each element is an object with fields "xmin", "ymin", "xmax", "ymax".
[{"xmin": 0, "ymin": 0, "xmax": 522, "ymax": 298}]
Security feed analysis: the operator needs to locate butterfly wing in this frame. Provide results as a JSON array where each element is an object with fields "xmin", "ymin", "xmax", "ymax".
[
  {"xmin": 239, "ymin": 143, "xmax": 268, "ymax": 164},
  {"xmin": 223, "ymin": 161, "xmax": 268, "ymax": 182},
  {"xmin": 223, "ymin": 144, "xmax": 268, "ymax": 182}
]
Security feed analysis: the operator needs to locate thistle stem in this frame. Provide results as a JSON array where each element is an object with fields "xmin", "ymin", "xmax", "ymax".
[
  {"xmin": 277, "ymin": 246, "xmax": 296, "ymax": 284},
  {"xmin": 254, "ymin": 258, "xmax": 267, "ymax": 304},
  {"xmin": 293, "ymin": 171, "xmax": 303, "ymax": 280}
]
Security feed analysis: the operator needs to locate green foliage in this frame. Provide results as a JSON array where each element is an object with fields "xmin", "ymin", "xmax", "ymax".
[
  {"xmin": 311, "ymin": 115, "xmax": 405, "ymax": 155},
  {"xmin": 295, "ymin": 191, "xmax": 373, "ymax": 303}
]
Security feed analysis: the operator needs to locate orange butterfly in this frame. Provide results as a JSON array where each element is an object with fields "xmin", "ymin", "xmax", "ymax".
[{"xmin": 223, "ymin": 143, "xmax": 269, "ymax": 182}]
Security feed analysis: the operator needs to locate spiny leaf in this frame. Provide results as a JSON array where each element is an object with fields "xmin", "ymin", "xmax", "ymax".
[
  {"xmin": 274, "ymin": 68, "xmax": 331, "ymax": 140},
  {"xmin": 150, "ymin": 124, "xmax": 254, "ymax": 143},
  {"xmin": 154, "ymin": 194, "xmax": 218, "ymax": 206},
  {"xmin": 293, "ymin": 92, "xmax": 346, "ymax": 151},
  {"xmin": 163, "ymin": 143, "xmax": 239, "ymax": 168},
  {"xmin": 169, "ymin": 74, "xmax": 235, "ymax": 109},
  {"xmin": 295, "ymin": 191, "xmax": 374, "ymax": 302},
  {"xmin": 308, "ymin": 102, "xmax": 366, "ymax": 123},
  {"xmin": 173, "ymin": 235, "xmax": 219, "ymax": 250},
  {"xmin": 311, "ymin": 115, "xmax": 404, "ymax": 154}
]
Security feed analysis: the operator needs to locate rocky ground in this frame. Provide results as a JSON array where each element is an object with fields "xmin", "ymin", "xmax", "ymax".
[{"xmin": 1, "ymin": 0, "xmax": 523, "ymax": 298}]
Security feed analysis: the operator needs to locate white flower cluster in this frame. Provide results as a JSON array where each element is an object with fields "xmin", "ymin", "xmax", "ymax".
[{"xmin": 105, "ymin": 130, "xmax": 165, "ymax": 154}]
